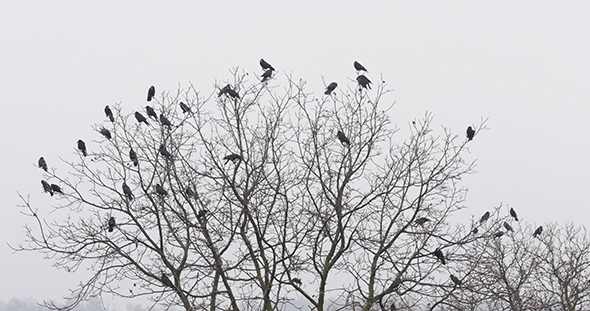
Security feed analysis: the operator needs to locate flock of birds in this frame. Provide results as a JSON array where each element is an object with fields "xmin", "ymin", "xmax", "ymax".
[{"xmin": 35, "ymin": 59, "xmax": 497, "ymax": 292}]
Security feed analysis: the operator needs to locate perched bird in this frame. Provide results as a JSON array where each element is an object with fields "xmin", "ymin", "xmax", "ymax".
[
  {"xmin": 387, "ymin": 278, "xmax": 402, "ymax": 292},
  {"xmin": 354, "ymin": 61, "xmax": 368, "ymax": 72},
  {"xmin": 433, "ymin": 248, "xmax": 446, "ymax": 265},
  {"xmin": 159, "ymin": 114, "xmax": 172, "ymax": 128},
  {"xmin": 179, "ymin": 102, "xmax": 191, "ymax": 114},
  {"xmin": 122, "ymin": 183, "xmax": 134, "ymax": 201},
  {"xmin": 292, "ymin": 278, "xmax": 302, "ymax": 286},
  {"xmin": 51, "ymin": 184, "xmax": 63, "ymax": 194},
  {"xmin": 450, "ymin": 274, "xmax": 462, "ymax": 286},
  {"xmin": 147, "ymin": 86, "xmax": 155, "ymax": 101},
  {"xmin": 466, "ymin": 126, "xmax": 475, "ymax": 141},
  {"xmin": 108, "ymin": 217, "xmax": 116, "ymax": 232},
  {"xmin": 261, "ymin": 69, "xmax": 273, "ymax": 82},
  {"xmin": 324, "ymin": 82, "xmax": 338, "ymax": 95},
  {"xmin": 99, "ymin": 128, "xmax": 112, "ymax": 140},
  {"xmin": 227, "ymin": 88, "xmax": 240, "ymax": 99},
  {"xmin": 38, "ymin": 157, "xmax": 47, "ymax": 172},
  {"xmin": 415, "ymin": 217, "xmax": 430, "ymax": 226},
  {"xmin": 224, "ymin": 153, "xmax": 241, "ymax": 163},
  {"xmin": 197, "ymin": 210, "xmax": 207, "ymax": 219},
  {"xmin": 129, "ymin": 148, "xmax": 138, "ymax": 166},
  {"xmin": 159, "ymin": 145, "xmax": 172, "ymax": 159},
  {"xmin": 135, "ymin": 112, "xmax": 149, "ymax": 125},
  {"xmin": 104, "ymin": 105, "xmax": 114, "ymax": 122},
  {"xmin": 479, "ymin": 211, "xmax": 490, "ymax": 224},
  {"xmin": 218, "ymin": 84, "xmax": 231, "ymax": 97},
  {"xmin": 510, "ymin": 208, "xmax": 519, "ymax": 221},
  {"xmin": 155, "ymin": 184, "xmax": 168, "ymax": 196},
  {"xmin": 145, "ymin": 106, "xmax": 158, "ymax": 120},
  {"xmin": 357, "ymin": 75, "xmax": 372, "ymax": 89},
  {"xmin": 337, "ymin": 131, "xmax": 350, "ymax": 146},
  {"xmin": 161, "ymin": 273, "xmax": 175, "ymax": 289},
  {"xmin": 471, "ymin": 227, "xmax": 479, "ymax": 235},
  {"xmin": 77, "ymin": 140, "xmax": 87, "ymax": 157},
  {"xmin": 260, "ymin": 58, "xmax": 275, "ymax": 71},
  {"xmin": 41, "ymin": 180, "xmax": 53, "ymax": 196},
  {"xmin": 504, "ymin": 222, "xmax": 513, "ymax": 232},
  {"xmin": 533, "ymin": 226, "xmax": 543, "ymax": 238},
  {"xmin": 494, "ymin": 231, "xmax": 505, "ymax": 238}
]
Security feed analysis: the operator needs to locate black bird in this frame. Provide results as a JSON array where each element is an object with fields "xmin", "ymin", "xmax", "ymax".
[
  {"xmin": 147, "ymin": 86, "xmax": 155, "ymax": 101},
  {"xmin": 51, "ymin": 184, "xmax": 63, "ymax": 194},
  {"xmin": 533, "ymin": 226, "xmax": 543, "ymax": 238},
  {"xmin": 218, "ymin": 84, "xmax": 231, "ymax": 97},
  {"xmin": 354, "ymin": 61, "xmax": 368, "ymax": 72},
  {"xmin": 494, "ymin": 231, "xmax": 505, "ymax": 238},
  {"xmin": 466, "ymin": 126, "xmax": 475, "ymax": 141},
  {"xmin": 122, "ymin": 182, "xmax": 134, "ymax": 201},
  {"xmin": 99, "ymin": 128, "xmax": 112, "ymax": 140},
  {"xmin": 135, "ymin": 112, "xmax": 149, "ymax": 125},
  {"xmin": 161, "ymin": 273, "xmax": 175, "ymax": 289},
  {"xmin": 227, "ymin": 88, "xmax": 240, "ymax": 99},
  {"xmin": 504, "ymin": 222, "xmax": 513, "ymax": 232},
  {"xmin": 129, "ymin": 148, "xmax": 138, "ymax": 166},
  {"xmin": 179, "ymin": 102, "xmax": 191, "ymax": 114},
  {"xmin": 159, "ymin": 114, "xmax": 172, "ymax": 128},
  {"xmin": 145, "ymin": 106, "xmax": 158, "ymax": 120},
  {"xmin": 450, "ymin": 274, "xmax": 462, "ymax": 286},
  {"xmin": 261, "ymin": 69, "xmax": 273, "ymax": 82},
  {"xmin": 155, "ymin": 184, "xmax": 168, "ymax": 196},
  {"xmin": 471, "ymin": 227, "xmax": 479, "ymax": 235},
  {"xmin": 38, "ymin": 157, "xmax": 47, "ymax": 172},
  {"xmin": 510, "ymin": 208, "xmax": 518, "ymax": 221},
  {"xmin": 337, "ymin": 131, "xmax": 350, "ymax": 146},
  {"xmin": 357, "ymin": 75, "xmax": 372, "ymax": 89},
  {"xmin": 292, "ymin": 278, "xmax": 302, "ymax": 286},
  {"xmin": 479, "ymin": 211, "xmax": 490, "ymax": 224},
  {"xmin": 224, "ymin": 153, "xmax": 241, "ymax": 163},
  {"xmin": 259, "ymin": 58, "xmax": 275, "ymax": 71},
  {"xmin": 433, "ymin": 248, "xmax": 446, "ymax": 265},
  {"xmin": 159, "ymin": 145, "xmax": 171, "ymax": 159},
  {"xmin": 77, "ymin": 140, "xmax": 87, "ymax": 157},
  {"xmin": 104, "ymin": 105, "xmax": 114, "ymax": 122},
  {"xmin": 387, "ymin": 278, "xmax": 402, "ymax": 292},
  {"xmin": 415, "ymin": 217, "xmax": 430, "ymax": 226},
  {"xmin": 197, "ymin": 209, "xmax": 207, "ymax": 219},
  {"xmin": 324, "ymin": 82, "xmax": 338, "ymax": 95},
  {"xmin": 108, "ymin": 217, "xmax": 116, "ymax": 232},
  {"xmin": 41, "ymin": 180, "xmax": 53, "ymax": 196}
]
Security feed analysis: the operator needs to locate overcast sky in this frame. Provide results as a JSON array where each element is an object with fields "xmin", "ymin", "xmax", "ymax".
[{"xmin": 1, "ymin": 0, "xmax": 589, "ymax": 305}]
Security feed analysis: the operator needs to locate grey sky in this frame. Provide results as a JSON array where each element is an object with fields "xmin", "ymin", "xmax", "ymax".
[{"xmin": 1, "ymin": 0, "xmax": 589, "ymax": 304}]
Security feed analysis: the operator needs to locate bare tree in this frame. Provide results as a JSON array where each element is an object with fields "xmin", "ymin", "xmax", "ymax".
[{"xmin": 18, "ymin": 67, "xmax": 490, "ymax": 311}]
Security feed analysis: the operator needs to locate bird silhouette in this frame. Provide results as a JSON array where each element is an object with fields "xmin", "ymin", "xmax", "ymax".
[
  {"xmin": 504, "ymin": 222, "xmax": 513, "ymax": 232},
  {"xmin": 415, "ymin": 217, "xmax": 430, "ymax": 226},
  {"xmin": 260, "ymin": 58, "xmax": 275, "ymax": 71},
  {"xmin": 159, "ymin": 114, "xmax": 172, "ymax": 128},
  {"xmin": 51, "ymin": 184, "xmax": 63, "ymax": 194},
  {"xmin": 494, "ymin": 231, "xmax": 505, "ymax": 238},
  {"xmin": 135, "ymin": 112, "xmax": 149, "ymax": 125},
  {"xmin": 292, "ymin": 278, "xmax": 302, "ymax": 286},
  {"xmin": 180, "ymin": 102, "xmax": 191, "ymax": 114},
  {"xmin": 261, "ymin": 69, "xmax": 273, "ymax": 82},
  {"xmin": 224, "ymin": 153, "xmax": 241, "ymax": 163},
  {"xmin": 354, "ymin": 61, "xmax": 368, "ymax": 72},
  {"xmin": 41, "ymin": 180, "xmax": 53, "ymax": 196},
  {"xmin": 533, "ymin": 226, "xmax": 543, "ymax": 238},
  {"xmin": 433, "ymin": 248, "xmax": 446, "ymax": 265},
  {"xmin": 129, "ymin": 149, "xmax": 138, "ymax": 166},
  {"xmin": 159, "ymin": 145, "xmax": 172, "ymax": 159},
  {"xmin": 104, "ymin": 105, "xmax": 114, "ymax": 122},
  {"xmin": 147, "ymin": 86, "xmax": 155, "ymax": 101},
  {"xmin": 357, "ymin": 75, "xmax": 372, "ymax": 89},
  {"xmin": 510, "ymin": 208, "xmax": 518, "ymax": 221},
  {"xmin": 466, "ymin": 126, "xmax": 475, "ymax": 141},
  {"xmin": 38, "ymin": 157, "xmax": 47, "ymax": 172},
  {"xmin": 479, "ymin": 211, "xmax": 490, "ymax": 224},
  {"xmin": 161, "ymin": 273, "xmax": 175, "ymax": 289},
  {"xmin": 324, "ymin": 82, "xmax": 338, "ymax": 95},
  {"xmin": 99, "ymin": 128, "xmax": 112, "ymax": 140},
  {"xmin": 77, "ymin": 140, "xmax": 87, "ymax": 157},
  {"xmin": 108, "ymin": 217, "xmax": 116, "ymax": 232},
  {"xmin": 337, "ymin": 131, "xmax": 350, "ymax": 146},
  {"xmin": 227, "ymin": 88, "xmax": 240, "ymax": 99},
  {"xmin": 122, "ymin": 183, "xmax": 134, "ymax": 201},
  {"xmin": 145, "ymin": 106, "xmax": 158, "ymax": 120},
  {"xmin": 155, "ymin": 184, "xmax": 168, "ymax": 196},
  {"xmin": 450, "ymin": 274, "xmax": 462, "ymax": 286},
  {"xmin": 218, "ymin": 84, "xmax": 231, "ymax": 97}
]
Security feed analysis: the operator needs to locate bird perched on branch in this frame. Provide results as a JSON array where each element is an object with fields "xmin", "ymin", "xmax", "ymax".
[
  {"xmin": 159, "ymin": 114, "xmax": 172, "ymax": 128},
  {"xmin": 77, "ymin": 140, "xmax": 87, "ymax": 157},
  {"xmin": 155, "ymin": 184, "xmax": 168, "ymax": 196},
  {"xmin": 533, "ymin": 226, "xmax": 543, "ymax": 238},
  {"xmin": 433, "ymin": 248, "xmax": 446, "ymax": 265},
  {"xmin": 38, "ymin": 157, "xmax": 47, "ymax": 172},
  {"xmin": 147, "ymin": 86, "xmax": 155, "ymax": 101},
  {"xmin": 122, "ymin": 183, "xmax": 134, "ymax": 201},
  {"xmin": 51, "ymin": 184, "xmax": 63, "ymax": 194},
  {"xmin": 261, "ymin": 69, "xmax": 273, "ymax": 82},
  {"xmin": 337, "ymin": 131, "xmax": 350, "ymax": 146},
  {"xmin": 466, "ymin": 126, "xmax": 475, "ymax": 141},
  {"xmin": 504, "ymin": 222, "xmax": 513, "ymax": 232},
  {"xmin": 450, "ymin": 274, "xmax": 462, "ymax": 286},
  {"xmin": 324, "ymin": 82, "xmax": 337, "ymax": 95},
  {"xmin": 179, "ymin": 102, "xmax": 191, "ymax": 114},
  {"xmin": 99, "ymin": 128, "xmax": 112, "ymax": 140},
  {"xmin": 104, "ymin": 105, "xmax": 114, "ymax": 122},
  {"xmin": 161, "ymin": 273, "xmax": 175, "ymax": 289},
  {"xmin": 145, "ymin": 106, "xmax": 157, "ymax": 120},
  {"xmin": 159, "ymin": 145, "xmax": 171, "ymax": 159},
  {"xmin": 224, "ymin": 153, "xmax": 241, "ymax": 163},
  {"xmin": 135, "ymin": 112, "xmax": 149, "ymax": 125},
  {"xmin": 357, "ymin": 75, "xmax": 372, "ymax": 89},
  {"xmin": 260, "ymin": 58, "xmax": 275, "ymax": 71},
  {"xmin": 108, "ymin": 217, "xmax": 116, "ymax": 232},
  {"xmin": 510, "ymin": 208, "xmax": 518, "ymax": 221},
  {"xmin": 415, "ymin": 217, "xmax": 430, "ymax": 226},
  {"xmin": 354, "ymin": 61, "xmax": 367, "ymax": 72},
  {"xmin": 41, "ymin": 180, "xmax": 53, "ymax": 196},
  {"xmin": 129, "ymin": 149, "xmax": 138, "ymax": 166},
  {"xmin": 479, "ymin": 211, "xmax": 490, "ymax": 224}
]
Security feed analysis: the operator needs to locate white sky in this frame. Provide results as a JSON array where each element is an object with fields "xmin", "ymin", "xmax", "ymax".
[{"xmin": 1, "ymin": 0, "xmax": 589, "ymax": 304}]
